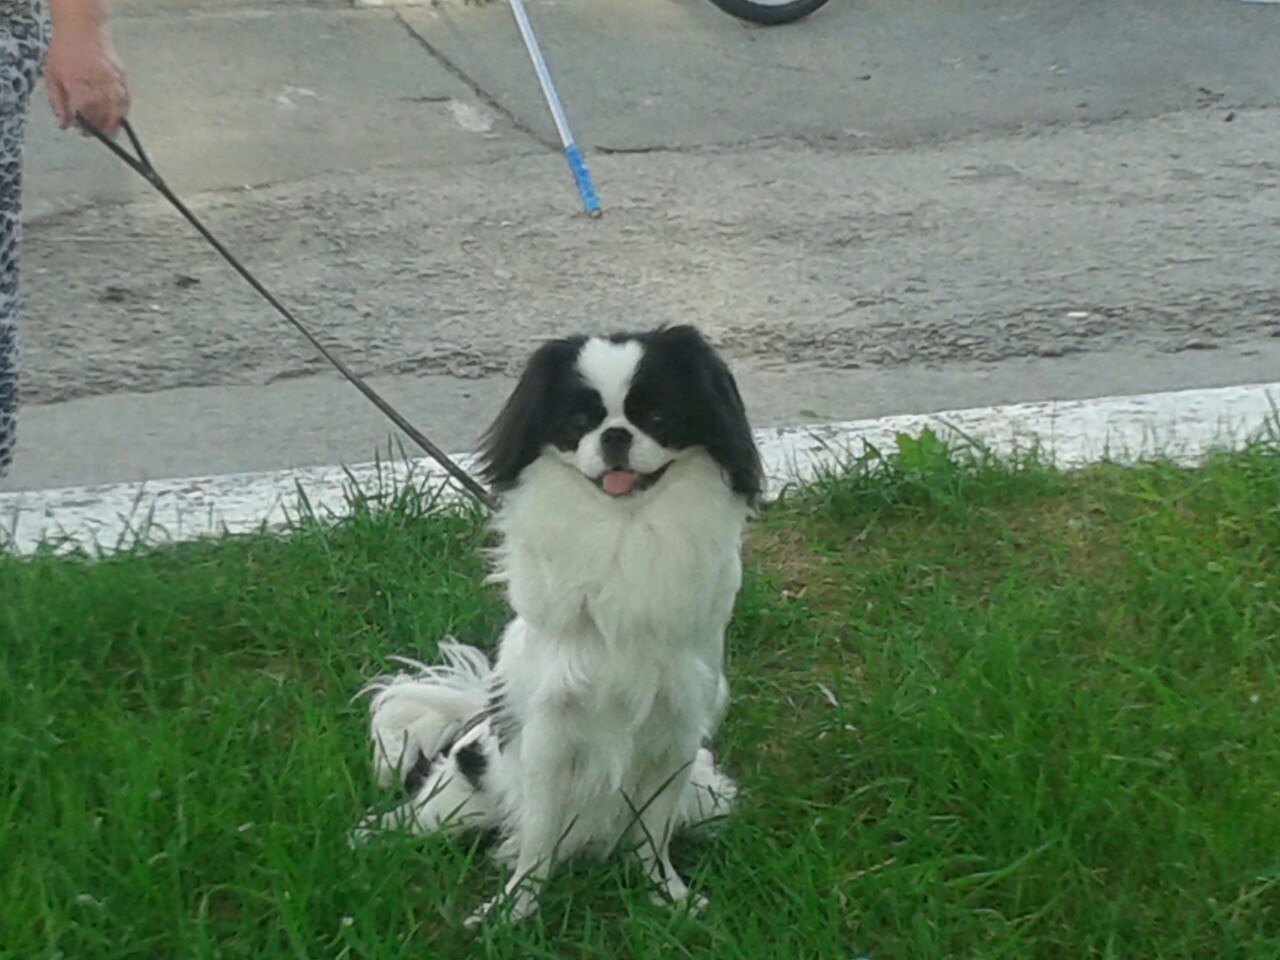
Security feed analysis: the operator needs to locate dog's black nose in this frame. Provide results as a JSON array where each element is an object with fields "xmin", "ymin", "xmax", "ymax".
[{"xmin": 600, "ymin": 427, "xmax": 633, "ymax": 464}]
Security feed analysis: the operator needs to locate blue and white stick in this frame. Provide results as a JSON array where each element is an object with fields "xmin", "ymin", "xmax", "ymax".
[{"xmin": 507, "ymin": 0, "xmax": 602, "ymax": 217}]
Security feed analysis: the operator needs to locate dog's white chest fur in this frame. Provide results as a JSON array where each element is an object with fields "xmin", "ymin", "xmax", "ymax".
[
  {"xmin": 490, "ymin": 453, "xmax": 747, "ymax": 799},
  {"xmin": 494, "ymin": 452, "xmax": 746, "ymax": 646}
]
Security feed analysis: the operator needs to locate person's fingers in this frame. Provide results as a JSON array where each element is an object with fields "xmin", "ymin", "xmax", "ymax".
[
  {"xmin": 77, "ymin": 91, "xmax": 119, "ymax": 134},
  {"xmin": 114, "ymin": 77, "xmax": 131, "ymax": 131},
  {"xmin": 92, "ymin": 52, "xmax": 129, "ymax": 133},
  {"xmin": 45, "ymin": 74, "xmax": 72, "ymax": 129},
  {"xmin": 65, "ymin": 74, "xmax": 128, "ymax": 135}
]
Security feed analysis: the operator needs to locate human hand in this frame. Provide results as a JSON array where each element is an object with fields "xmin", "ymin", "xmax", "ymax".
[{"xmin": 43, "ymin": 30, "xmax": 129, "ymax": 135}]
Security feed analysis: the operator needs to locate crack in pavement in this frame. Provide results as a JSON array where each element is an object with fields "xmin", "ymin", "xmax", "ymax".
[{"xmin": 393, "ymin": 10, "xmax": 557, "ymax": 151}]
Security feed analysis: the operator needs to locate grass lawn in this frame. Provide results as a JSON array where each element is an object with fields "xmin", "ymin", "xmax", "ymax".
[{"xmin": 2, "ymin": 432, "xmax": 1278, "ymax": 959}]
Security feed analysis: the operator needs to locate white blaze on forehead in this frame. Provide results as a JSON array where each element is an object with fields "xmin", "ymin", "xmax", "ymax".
[{"xmin": 576, "ymin": 338, "xmax": 643, "ymax": 416}]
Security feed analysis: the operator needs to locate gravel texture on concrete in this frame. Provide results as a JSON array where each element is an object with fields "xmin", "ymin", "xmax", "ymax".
[{"xmin": 5, "ymin": 0, "xmax": 1278, "ymax": 489}]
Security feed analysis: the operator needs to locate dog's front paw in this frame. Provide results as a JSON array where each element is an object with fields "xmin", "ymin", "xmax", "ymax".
[
  {"xmin": 347, "ymin": 813, "xmax": 385, "ymax": 849},
  {"xmin": 465, "ymin": 889, "xmax": 538, "ymax": 928},
  {"xmin": 649, "ymin": 886, "xmax": 709, "ymax": 915}
]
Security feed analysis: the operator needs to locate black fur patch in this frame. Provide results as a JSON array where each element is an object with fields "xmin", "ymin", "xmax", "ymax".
[
  {"xmin": 626, "ymin": 325, "xmax": 763, "ymax": 501},
  {"xmin": 454, "ymin": 740, "xmax": 488, "ymax": 790},
  {"xmin": 403, "ymin": 752, "xmax": 434, "ymax": 797},
  {"xmin": 477, "ymin": 336, "xmax": 591, "ymax": 491}
]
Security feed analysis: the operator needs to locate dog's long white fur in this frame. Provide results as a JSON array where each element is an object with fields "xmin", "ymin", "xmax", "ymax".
[
  {"xmin": 361, "ymin": 332, "xmax": 752, "ymax": 922},
  {"xmin": 363, "ymin": 452, "xmax": 745, "ymax": 918}
]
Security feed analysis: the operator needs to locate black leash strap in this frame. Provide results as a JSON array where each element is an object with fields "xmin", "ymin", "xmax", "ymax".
[{"xmin": 79, "ymin": 116, "xmax": 497, "ymax": 512}]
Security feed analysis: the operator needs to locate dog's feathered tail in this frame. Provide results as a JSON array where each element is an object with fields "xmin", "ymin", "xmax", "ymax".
[{"xmin": 360, "ymin": 642, "xmax": 491, "ymax": 789}]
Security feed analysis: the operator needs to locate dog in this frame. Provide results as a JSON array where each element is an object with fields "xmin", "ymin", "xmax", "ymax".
[{"xmin": 360, "ymin": 325, "xmax": 762, "ymax": 923}]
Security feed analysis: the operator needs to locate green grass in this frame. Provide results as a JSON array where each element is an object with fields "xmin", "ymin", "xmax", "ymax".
[{"xmin": 3, "ymin": 434, "xmax": 1279, "ymax": 959}]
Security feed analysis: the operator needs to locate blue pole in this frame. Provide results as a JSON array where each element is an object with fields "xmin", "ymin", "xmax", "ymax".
[{"xmin": 507, "ymin": 0, "xmax": 602, "ymax": 217}]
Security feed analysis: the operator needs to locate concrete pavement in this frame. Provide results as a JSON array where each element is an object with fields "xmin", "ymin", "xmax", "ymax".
[
  {"xmin": 5, "ymin": 381, "xmax": 1278, "ymax": 554},
  {"xmin": 5, "ymin": 0, "xmax": 1279, "ymax": 491}
]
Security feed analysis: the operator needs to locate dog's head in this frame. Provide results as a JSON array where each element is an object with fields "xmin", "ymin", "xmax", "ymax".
[{"xmin": 478, "ymin": 325, "xmax": 761, "ymax": 502}]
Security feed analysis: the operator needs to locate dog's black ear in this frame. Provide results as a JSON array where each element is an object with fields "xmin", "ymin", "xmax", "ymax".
[
  {"xmin": 658, "ymin": 325, "xmax": 763, "ymax": 503},
  {"xmin": 479, "ymin": 337, "xmax": 582, "ymax": 491}
]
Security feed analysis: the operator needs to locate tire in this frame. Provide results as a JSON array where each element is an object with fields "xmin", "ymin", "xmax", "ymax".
[{"xmin": 704, "ymin": 0, "xmax": 832, "ymax": 26}]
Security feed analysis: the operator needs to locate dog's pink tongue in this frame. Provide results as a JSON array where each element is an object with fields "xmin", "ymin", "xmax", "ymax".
[{"xmin": 602, "ymin": 471, "xmax": 639, "ymax": 496}]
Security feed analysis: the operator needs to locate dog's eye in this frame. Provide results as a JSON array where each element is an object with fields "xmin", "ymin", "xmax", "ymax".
[{"xmin": 641, "ymin": 412, "xmax": 665, "ymax": 431}]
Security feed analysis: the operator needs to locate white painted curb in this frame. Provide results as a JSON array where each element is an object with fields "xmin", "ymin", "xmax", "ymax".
[{"xmin": 2, "ymin": 382, "xmax": 1275, "ymax": 556}]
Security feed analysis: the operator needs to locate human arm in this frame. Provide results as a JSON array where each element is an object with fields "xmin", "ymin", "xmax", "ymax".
[{"xmin": 44, "ymin": 0, "xmax": 129, "ymax": 134}]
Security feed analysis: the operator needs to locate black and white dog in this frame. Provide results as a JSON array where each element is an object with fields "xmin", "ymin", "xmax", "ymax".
[{"xmin": 361, "ymin": 325, "xmax": 762, "ymax": 922}]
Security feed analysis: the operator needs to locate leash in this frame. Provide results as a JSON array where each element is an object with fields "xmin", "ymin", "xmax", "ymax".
[{"xmin": 77, "ymin": 116, "xmax": 497, "ymax": 512}]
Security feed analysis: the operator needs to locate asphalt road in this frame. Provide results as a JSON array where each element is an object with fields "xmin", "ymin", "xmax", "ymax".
[{"xmin": 6, "ymin": 0, "xmax": 1279, "ymax": 489}]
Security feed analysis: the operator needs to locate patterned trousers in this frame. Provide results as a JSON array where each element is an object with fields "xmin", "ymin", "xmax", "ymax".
[{"xmin": 1, "ymin": 1, "xmax": 51, "ymax": 479}]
